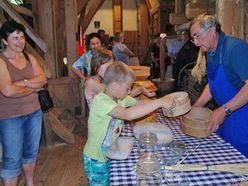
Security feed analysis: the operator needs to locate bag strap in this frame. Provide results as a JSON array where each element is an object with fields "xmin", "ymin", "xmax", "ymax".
[{"xmin": 23, "ymin": 52, "xmax": 32, "ymax": 65}]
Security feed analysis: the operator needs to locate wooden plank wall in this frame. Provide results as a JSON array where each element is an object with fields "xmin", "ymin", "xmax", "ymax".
[{"xmin": 217, "ymin": 0, "xmax": 244, "ymax": 39}]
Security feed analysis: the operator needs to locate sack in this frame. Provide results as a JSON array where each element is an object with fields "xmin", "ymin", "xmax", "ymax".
[{"xmin": 38, "ymin": 89, "xmax": 54, "ymax": 112}]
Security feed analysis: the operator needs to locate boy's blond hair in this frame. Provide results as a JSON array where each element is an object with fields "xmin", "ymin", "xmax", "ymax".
[{"xmin": 103, "ymin": 61, "xmax": 135, "ymax": 85}]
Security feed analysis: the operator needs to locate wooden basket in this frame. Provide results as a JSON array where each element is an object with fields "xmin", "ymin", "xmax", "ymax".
[
  {"xmin": 181, "ymin": 107, "xmax": 212, "ymax": 138},
  {"xmin": 162, "ymin": 92, "xmax": 191, "ymax": 117}
]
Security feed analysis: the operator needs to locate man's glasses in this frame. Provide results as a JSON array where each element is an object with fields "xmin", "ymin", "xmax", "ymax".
[{"xmin": 191, "ymin": 28, "xmax": 209, "ymax": 43}]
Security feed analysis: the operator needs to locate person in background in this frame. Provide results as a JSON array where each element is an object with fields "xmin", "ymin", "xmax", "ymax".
[
  {"xmin": 83, "ymin": 62, "xmax": 174, "ymax": 185},
  {"xmin": 150, "ymin": 33, "xmax": 171, "ymax": 79},
  {"xmin": 0, "ymin": 20, "xmax": 47, "ymax": 186},
  {"xmin": 172, "ymin": 30, "xmax": 199, "ymax": 89},
  {"xmin": 72, "ymin": 32, "xmax": 102, "ymax": 81},
  {"xmin": 112, "ymin": 32, "xmax": 134, "ymax": 65},
  {"xmin": 84, "ymin": 48, "xmax": 156, "ymax": 106},
  {"xmin": 108, "ymin": 36, "xmax": 114, "ymax": 51},
  {"xmin": 168, "ymin": 30, "xmax": 186, "ymax": 61},
  {"xmin": 190, "ymin": 14, "xmax": 248, "ymax": 157},
  {"xmin": 97, "ymin": 29, "xmax": 108, "ymax": 48}
]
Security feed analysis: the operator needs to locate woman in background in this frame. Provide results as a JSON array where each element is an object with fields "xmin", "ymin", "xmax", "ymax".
[
  {"xmin": 0, "ymin": 20, "xmax": 47, "ymax": 186},
  {"xmin": 72, "ymin": 32, "xmax": 102, "ymax": 81}
]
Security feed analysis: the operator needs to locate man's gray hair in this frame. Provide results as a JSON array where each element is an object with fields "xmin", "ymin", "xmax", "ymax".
[{"xmin": 191, "ymin": 14, "xmax": 221, "ymax": 32}]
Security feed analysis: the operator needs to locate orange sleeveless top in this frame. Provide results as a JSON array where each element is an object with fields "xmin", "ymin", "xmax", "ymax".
[{"xmin": 0, "ymin": 52, "xmax": 40, "ymax": 119}]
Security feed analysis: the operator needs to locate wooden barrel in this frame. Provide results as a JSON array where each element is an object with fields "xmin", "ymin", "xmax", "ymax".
[{"xmin": 152, "ymin": 78, "xmax": 175, "ymax": 98}]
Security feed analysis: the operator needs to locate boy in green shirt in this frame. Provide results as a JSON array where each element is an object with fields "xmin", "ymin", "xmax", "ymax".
[{"xmin": 83, "ymin": 62, "xmax": 174, "ymax": 185}]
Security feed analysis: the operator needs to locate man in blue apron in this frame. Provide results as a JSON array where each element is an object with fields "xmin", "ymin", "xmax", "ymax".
[{"xmin": 190, "ymin": 14, "xmax": 248, "ymax": 158}]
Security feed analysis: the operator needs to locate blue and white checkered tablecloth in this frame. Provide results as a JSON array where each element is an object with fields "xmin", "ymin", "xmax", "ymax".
[{"xmin": 110, "ymin": 111, "xmax": 248, "ymax": 186}]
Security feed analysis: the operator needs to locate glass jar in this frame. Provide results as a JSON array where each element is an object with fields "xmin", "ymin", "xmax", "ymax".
[
  {"xmin": 160, "ymin": 140, "xmax": 186, "ymax": 166},
  {"xmin": 136, "ymin": 153, "xmax": 162, "ymax": 186},
  {"xmin": 160, "ymin": 141, "xmax": 186, "ymax": 184},
  {"xmin": 138, "ymin": 132, "xmax": 158, "ymax": 154}
]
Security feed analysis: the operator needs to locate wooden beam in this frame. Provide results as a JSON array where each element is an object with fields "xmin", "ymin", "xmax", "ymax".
[
  {"xmin": 113, "ymin": 0, "xmax": 122, "ymax": 33},
  {"xmin": 146, "ymin": 0, "xmax": 159, "ymax": 15},
  {"xmin": 78, "ymin": 6, "xmax": 86, "ymax": 26},
  {"xmin": 33, "ymin": 0, "xmax": 58, "ymax": 78},
  {"xmin": 10, "ymin": 3, "xmax": 33, "ymax": 17},
  {"xmin": 55, "ymin": 0, "xmax": 66, "ymax": 77},
  {"xmin": 31, "ymin": 0, "xmax": 39, "ymax": 32},
  {"xmin": 77, "ymin": 0, "xmax": 88, "ymax": 15},
  {"xmin": 81, "ymin": 0, "xmax": 105, "ymax": 33},
  {"xmin": 139, "ymin": 0, "xmax": 149, "ymax": 63},
  {"xmin": 160, "ymin": 35, "xmax": 166, "ymax": 81},
  {"xmin": 0, "ymin": 0, "xmax": 46, "ymax": 52},
  {"xmin": 64, "ymin": 0, "xmax": 78, "ymax": 77},
  {"xmin": 175, "ymin": 0, "xmax": 182, "ymax": 13}
]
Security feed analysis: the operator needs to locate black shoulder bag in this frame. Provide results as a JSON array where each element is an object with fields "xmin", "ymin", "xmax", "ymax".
[{"xmin": 23, "ymin": 52, "xmax": 54, "ymax": 112}]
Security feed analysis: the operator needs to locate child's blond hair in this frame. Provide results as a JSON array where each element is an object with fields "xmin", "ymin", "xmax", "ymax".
[{"xmin": 103, "ymin": 61, "xmax": 135, "ymax": 85}]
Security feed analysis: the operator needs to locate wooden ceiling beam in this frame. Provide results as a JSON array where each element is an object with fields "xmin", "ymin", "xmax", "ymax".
[
  {"xmin": 81, "ymin": 0, "xmax": 105, "ymax": 33},
  {"xmin": 10, "ymin": 4, "xmax": 33, "ymax": 17},
  {"xmin": 77, "ymin": 0, "xmax": 88, "ymax": 15}
]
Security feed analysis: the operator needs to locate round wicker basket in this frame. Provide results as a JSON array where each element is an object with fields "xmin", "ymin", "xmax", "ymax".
[{"xmin": 181, "ymin": 107, "xmax": 212, "ymax": 138}]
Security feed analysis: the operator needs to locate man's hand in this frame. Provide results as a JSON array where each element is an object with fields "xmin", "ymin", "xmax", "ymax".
[{"xmin": 208, "ymin": 107, "xmax": 226, "ymax": 133}]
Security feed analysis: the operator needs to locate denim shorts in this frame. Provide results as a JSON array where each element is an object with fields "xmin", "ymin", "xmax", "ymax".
[
  {"xmin": 0, "ymin": 109, "xmax": 42, "ymax": 179},
  {"xmin": 83, "ymin": 154, "xmax": 110, "ymax": 186}
]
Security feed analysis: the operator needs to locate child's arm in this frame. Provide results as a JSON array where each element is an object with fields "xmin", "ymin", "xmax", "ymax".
[
  {"xmin": 85, "ymin": 78, "xmax": 104, "ymax": 95},
  {"xmin": 109, "ymin": 96, "xmax": 174, "ymax": 120},
  {"xmin": 130, "ymin": 86, "xmax": 156, "ymax": 98}
]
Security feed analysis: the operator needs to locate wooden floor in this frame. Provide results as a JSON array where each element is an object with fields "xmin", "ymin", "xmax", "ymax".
[{"xmin": 0, "ymin": 119, "xmax": 89, "ymax": 186}]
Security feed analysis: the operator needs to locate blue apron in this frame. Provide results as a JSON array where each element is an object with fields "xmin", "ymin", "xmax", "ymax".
[{"xmin": 207, "ymin": 43, "xmax": 248, "ymax": 158}]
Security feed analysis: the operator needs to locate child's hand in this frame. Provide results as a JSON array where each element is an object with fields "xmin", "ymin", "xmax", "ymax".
[
  {"xmin": 141, "ymin": 85, "xmax": 156, "ymax": 97},
  {"xmin": 160, "ymin": 96, "xmax": 176, "ymax": 110}
]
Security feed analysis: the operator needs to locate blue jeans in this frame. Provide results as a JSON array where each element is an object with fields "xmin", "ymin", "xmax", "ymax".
[{"xmin": 0, "ymin": 109, "xmax": 42, "ymax": 179}]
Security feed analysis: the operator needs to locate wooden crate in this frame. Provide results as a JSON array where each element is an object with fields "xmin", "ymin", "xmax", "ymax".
[{"xmin": 129, "ymin": 65, "xmax": 150, "ymax": 80}]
